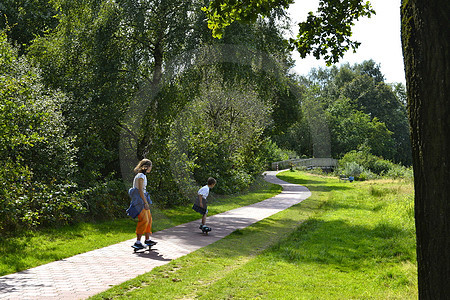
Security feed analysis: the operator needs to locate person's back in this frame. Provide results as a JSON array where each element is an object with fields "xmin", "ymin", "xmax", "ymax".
[{"xmin": 192, "ymin": 177, "xmax": 216, "ymax": 231}]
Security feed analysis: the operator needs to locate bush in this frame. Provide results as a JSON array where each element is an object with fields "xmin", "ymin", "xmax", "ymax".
[
  {"xmin": 341, "ymin": 161, "xmax": 365, "ymax": 178},
  {"xmin": 0, "ymin": 31, "xmax": 86, "ymax": 234},
  {"xmin": 80, "ymin": 179, "xmax": 129, "ymax": 221},
  {"xmin": 0, "ymin": 159, "xmax": 86, "ymax": 233},
  {"xmin": 163, "ymin": 79, "xmax": 273, "ymax": 198},
  {"xmin": 258, "ymin": 139, "xmax": 290, "ymax": 165},
  {"xmin": 384, "ymin": 165, "xmax": 414, "ymax": 180},
  {"xmin": 0, "ymin": 30, "xmax": 77, "ymax": 183},
  {"xmin": 358, "ymin": 169, "xmax": 377, "ymax": 181},
  {"xmin": 372, "ymin": 159, "xmax": 395, "ymax": 175},
  {"xmin": 338, "ymin": 149, "xmax": 413, "ymax": 180}
]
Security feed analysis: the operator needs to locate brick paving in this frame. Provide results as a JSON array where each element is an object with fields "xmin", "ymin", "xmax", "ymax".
[{"xmin": 0, "ymin": 170, "xmax": 311, "ymax": 299}]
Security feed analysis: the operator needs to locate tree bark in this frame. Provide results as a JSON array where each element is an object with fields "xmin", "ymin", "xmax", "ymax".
[{"xmin": 401, "ymin": 0, "xmax": 450, "ymax": 298}]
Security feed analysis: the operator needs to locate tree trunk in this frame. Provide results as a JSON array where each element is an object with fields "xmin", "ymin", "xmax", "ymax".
[{"xmin": 401, "ymin": 0, "xmax": 450, "ymax": 298}]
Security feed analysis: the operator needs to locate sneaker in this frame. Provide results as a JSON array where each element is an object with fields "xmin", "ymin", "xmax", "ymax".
[
  {"xmin": 145, "ymin": 239, "xmax": 157, "ymax": 246},
  {"xmin": 133, "ymin": 241, "xmax": 145, "ymax": 249}
]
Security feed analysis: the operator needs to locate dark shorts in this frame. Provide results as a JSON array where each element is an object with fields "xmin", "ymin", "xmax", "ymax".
[{"xmin": 192, "ymin": 204, "xmax": 208, "ymax": 216}]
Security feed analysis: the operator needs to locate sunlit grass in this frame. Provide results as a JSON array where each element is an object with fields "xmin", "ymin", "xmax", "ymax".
[{"xmin": 91, "ymin": 171, "xmax": 417, "ymax": 299}]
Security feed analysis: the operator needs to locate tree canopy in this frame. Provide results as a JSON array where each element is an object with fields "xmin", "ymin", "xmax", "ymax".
[{"xmin": 203, "ymin": 0, "xmax": 375, "ymax": 65}]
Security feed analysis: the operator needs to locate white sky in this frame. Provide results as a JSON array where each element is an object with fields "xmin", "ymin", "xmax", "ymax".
[{"xmin": 287, "ymin": 0, "xmax": 406, "ymax": 84}]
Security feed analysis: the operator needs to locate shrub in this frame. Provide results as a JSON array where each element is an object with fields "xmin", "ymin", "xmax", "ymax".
[
  {"xmin": 372, "ymin": 159, "xmax": 395, "ymax": 175},
  {"xmin": 0, "ymin": 30, "xmax": 77, "ymax": 183},
  {"xmin": 0, "ymin": 31, "xmax": 86, "ymax": 234},
  {"xmin": 359, "ymin": 169, "xmax": 377, "ymax": 181},
  {"xmin": 0, "ymin": 159, "xmax": 85, "ymax": 234},
  {"xmin": 341, "ymin": 161, "xmax": 365, "ymax": 178},
  {"xmin": 384, "ymin": 165, "xmax": 414, "ymax": 180},
  {"xmin": 338, "ymin": 149, "xmax": 411, "ymax": 179},
  {"xmin": 80, "ymin": 179, "xmax": 129, "ymax": 221},
  {"xmin": 258, "ymin": 139, "xmax": 290, "ymax": 165}
]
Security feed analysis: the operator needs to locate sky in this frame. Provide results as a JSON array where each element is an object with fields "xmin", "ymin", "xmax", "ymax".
[{"xmin": 287, "ymin": 0, "xmax": 406, "ymax": 84}]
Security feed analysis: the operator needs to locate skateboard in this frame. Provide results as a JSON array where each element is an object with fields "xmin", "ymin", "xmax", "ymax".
[
  {"xmin": 200, "ymin": 225, "xmax": 212, "ymax": 235},
  {"xmin": 131, "ymin": 243, "xmax": 157, "ymax": 253}
]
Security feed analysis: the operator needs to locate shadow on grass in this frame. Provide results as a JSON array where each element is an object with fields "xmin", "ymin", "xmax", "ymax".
[
  {"xmin": 323, "ymin": 201, "xmax": 377, "ymax": 212},
  {"xmin": 194, "ymin": 212, "xmax": 413, "ymax": 276},
  {"xmin": 277, "ymin": 174, "xmax": 353, "ymax": 192},
  {"xmin": 196, "ymin": 199, "xmax": 323, "ymax": 259},
  {"xmin": 268, "ymin": 218, "xmax": 414, "ymax": 271}
]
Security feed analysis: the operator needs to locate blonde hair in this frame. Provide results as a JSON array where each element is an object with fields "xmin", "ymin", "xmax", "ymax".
[{"xmin": 134, "ymin": 159, "xmax": 152, "ymax": 174}]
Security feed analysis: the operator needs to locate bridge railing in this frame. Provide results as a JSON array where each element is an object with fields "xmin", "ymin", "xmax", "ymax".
[{"xmin": 271, "ymin": 158, "xmax": 338, "ymax": 171}]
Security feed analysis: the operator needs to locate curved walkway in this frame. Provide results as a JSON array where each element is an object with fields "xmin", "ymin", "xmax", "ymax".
[{"xmin": 0, "ymin": 170, "xmax": 311, "ymax": 300}]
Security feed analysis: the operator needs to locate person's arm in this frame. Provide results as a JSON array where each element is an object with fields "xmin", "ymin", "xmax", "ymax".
[
  {"xmin": 198, "ymin": 194, "xmax": 203, "ymax": 208},
  {"xmin": 137, "ymin": 177, "xmax": 150, "ymax": 210}
]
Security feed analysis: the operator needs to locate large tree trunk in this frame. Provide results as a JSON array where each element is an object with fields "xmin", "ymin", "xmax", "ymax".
[{"xmin": 401, "ymin": 1, "xmax": 450, "ymax": 298}]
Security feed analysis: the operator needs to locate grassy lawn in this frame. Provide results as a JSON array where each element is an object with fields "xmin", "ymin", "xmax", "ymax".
[
  {"xmin": 91, "ymin": 170, "xmax": 417, "ymax": 299},
  {"xmin": 0, "ymin": 178, "xmax": 281, "ymax": 276}
]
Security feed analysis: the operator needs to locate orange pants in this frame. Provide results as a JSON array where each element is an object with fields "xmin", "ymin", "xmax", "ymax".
[{"xmin": 136, "ymin": 209, "xmax": 152, "ymax": 235}]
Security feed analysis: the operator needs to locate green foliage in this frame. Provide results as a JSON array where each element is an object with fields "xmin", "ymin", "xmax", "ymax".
[
  {"xmin": 203, "ymin": 0, "xmax": 375, "ymax": 65},
  {"xmin": 0, "ymin": 31, "xmax": 84, "ymax": 233},
  {"xmin": 326, "ymin": 96, "xmax": 395, "ymax": 158},
  {"xmin": 340, "ymin": 161, "xmax": 366, "ymax": 178},
  {"xmin": 0, "ymin": 0, "xmax": 59, "ymax": 52},
  {"xmin": 167, "ymin": 78, "xmax": 272, "ymax": 195},
  {"xmin": 293, "ymin": 0, "xmax": 375, "ymax": 65},
  {"xmin": 272, "ymin": 61, "xmax": 410, "ymax": 163},
  {"xmin": 289, "ymin": 61, "xmax": 411, "ymax": 164},
  {"xmin": 29, "ymin": 0, "xmax": 298, "ymax": 196},
  {"xmin": 272, "ymin": 112, "xmax": 313, "ymax": 157},
  {"xmin": 80, "ymin": 179, "xmax": 129, "ymax": 221},
  {"xmin": 258, "ymin": 139, "xmax": 292, "ymax": 163},
  {"xmin": 0, "ymin": 159, "xmax": 86, "ymax": 233},
  {"xmin": 202, "ymin": 0, "xmax": 294, "ymax": 39},
  {"xmin": 338, "ymin": 148, "xmax": 413, "ymax": 180},
  {"xmin": 384, "ymin": 164, "xmax": 414, "ymax": 180},
  {"xmin": 29, "ymin": 0, "xmax": 144, "ymax": 185},
  {"xmin": 0, "ymin": 31, "xmax": 77, "ymax": 182},
  {"xmin": 340, "ymin": 148, "xmax": 389, "ymax": 175}
]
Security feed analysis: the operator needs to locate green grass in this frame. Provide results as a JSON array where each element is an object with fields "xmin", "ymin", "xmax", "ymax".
[
  {"xmin": 0, "ymin": 178, "xmax": 281, "ymax": 276},
  {"xmin": 91, "ymin": 171, "xmax": 417, "ymax": 299}
]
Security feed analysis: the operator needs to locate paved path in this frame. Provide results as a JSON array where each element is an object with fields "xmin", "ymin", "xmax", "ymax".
[{"xmin": 0, "ymin": 170, "xmax": 311, "ymax": 300}]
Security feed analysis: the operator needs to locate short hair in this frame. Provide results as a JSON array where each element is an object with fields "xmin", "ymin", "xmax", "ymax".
[
  {"xmin": 134, "ymin": 159, "xmax": 152, "ymax": 174},
  {"xmin": 207, "ymin": 177, "xmax": 216, "ymax": 186}
]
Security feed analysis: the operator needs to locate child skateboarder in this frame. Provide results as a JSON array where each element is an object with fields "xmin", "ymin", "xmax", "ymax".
[{"xmin": 192, "ymin": 177, "xmax": 216, "ymax": 232}]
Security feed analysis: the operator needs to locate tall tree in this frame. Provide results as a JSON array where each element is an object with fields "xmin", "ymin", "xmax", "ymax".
[
  {"xmin": 30, "ymin": 0, "xmax": 196, "ymax": 185},
  {"xmin": 307, "ymin": 62, "xmax": 411, "ymax": 164},
  {"xmin": 204, "ymin": 0, "xmax": 449, "ymax": 296},
  {"xmin": 401, "ymin": 0, "xmax": 449, "ymax": 297}
]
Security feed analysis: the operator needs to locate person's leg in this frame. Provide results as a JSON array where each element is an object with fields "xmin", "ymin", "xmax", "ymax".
[
  {"xmin": 202, "ymin": 213, "xmax": 207, "ymax": 226},
  {"xmin": 144, "ymin": 210, "xmax": 152, "ymax": 241},
  {"xmin": 142, "ymin": 210, "xmax": 157, "ymax": 246},
  {"xmin": 136, "ymin": 209, "xmax": 150, "ymax": 243}
]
